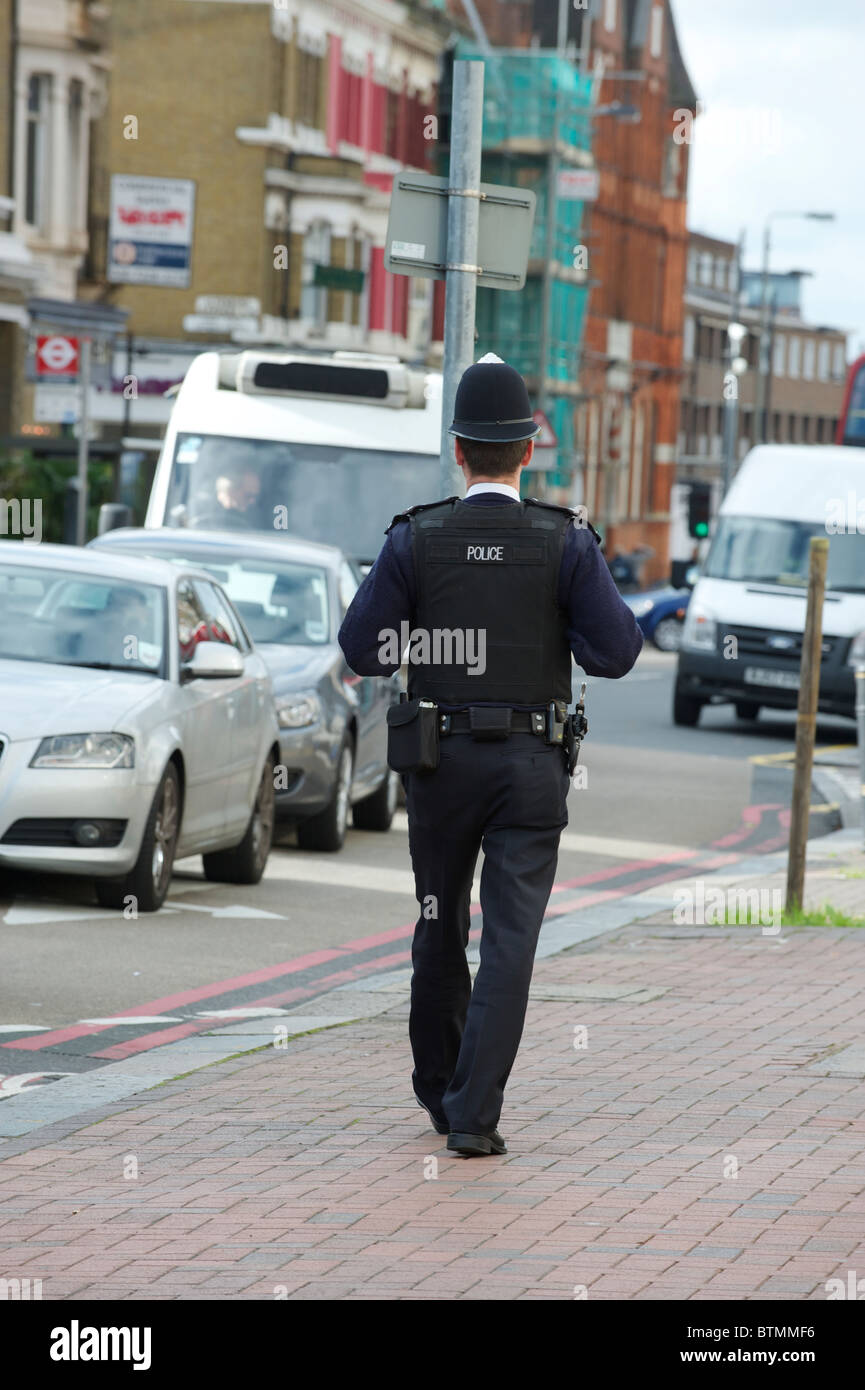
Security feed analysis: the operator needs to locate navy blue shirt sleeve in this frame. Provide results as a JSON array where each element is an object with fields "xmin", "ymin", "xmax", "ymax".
[
  {"xmin": 338, "ymin": 523, "xmax": 414, "ymax": 677},
  {"xmin": 558, "ymin": 523, "xmax": 643, "ymax": 678}
]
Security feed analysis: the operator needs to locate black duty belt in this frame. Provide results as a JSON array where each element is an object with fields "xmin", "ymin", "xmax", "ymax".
[{"xmin": 439, "ymin": 708, "xmax": 548, "ymax": 738}]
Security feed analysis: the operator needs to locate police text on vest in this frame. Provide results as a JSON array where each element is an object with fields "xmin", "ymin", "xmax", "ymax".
[{"xmin": 466, "ymin": 545, "xmax": 503, "ymax": 561}]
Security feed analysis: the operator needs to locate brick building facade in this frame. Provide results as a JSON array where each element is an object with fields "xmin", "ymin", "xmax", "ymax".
[
  {"xmin": 673, "ymin": 228, "xmax": 847, "ymax": 560},
  {"xmin": 572, "ymin": 0, "xmax": 696, "ymax": 584},
  {"xmin": 87, "ymin": 0, "xmax": 451, "ymax": 376}
]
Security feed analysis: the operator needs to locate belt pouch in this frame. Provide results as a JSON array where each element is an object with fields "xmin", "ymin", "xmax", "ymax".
[
  {"xmin": 468, "ymin": 706, "xmax": 512, "ymax": 741},
  {"xmin": 386, "ymin": 698, "xmax": 440, "ymax": 773}
]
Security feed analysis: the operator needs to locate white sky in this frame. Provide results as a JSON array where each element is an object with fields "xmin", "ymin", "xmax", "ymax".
[{"xmin": 672, "ymin": 0, "xmax": 863, "ymax": 357}]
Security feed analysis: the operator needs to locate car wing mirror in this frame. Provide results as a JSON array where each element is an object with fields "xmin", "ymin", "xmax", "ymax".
[{"xmin": 182, "ymin": 643, "xmax": 243, "ymax": 681}]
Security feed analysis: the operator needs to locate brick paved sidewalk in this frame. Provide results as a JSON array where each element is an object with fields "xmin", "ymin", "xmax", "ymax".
[{"xmin": 2, "ymin": 837, "xmax": 865, "ymax": 1302}]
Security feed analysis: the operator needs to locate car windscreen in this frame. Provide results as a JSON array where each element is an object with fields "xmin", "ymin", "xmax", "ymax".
[
  {"xmin": 162, "ymin": 433, "xmax": 441, "ymax": 561},
  {"xmin": 0, "ymin": 565, "xmax": 167, "ymax": 675},
  {"xmin": 704, "ymin": 516, "xmax": 865, "ymax": 593},
  {"xmin": 136, "ymin": 551, "xmax": 330, "ymax": 647}
]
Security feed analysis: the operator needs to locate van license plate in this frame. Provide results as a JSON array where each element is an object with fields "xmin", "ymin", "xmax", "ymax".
[{"xmin": 743, "ymin": 666, "xmax": 799, "ymax": 690}]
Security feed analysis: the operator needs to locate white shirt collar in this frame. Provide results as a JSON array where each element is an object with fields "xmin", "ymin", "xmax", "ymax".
[{"xmin": 464, "ymin": 482, "xmax": 521, "ymax": 502}]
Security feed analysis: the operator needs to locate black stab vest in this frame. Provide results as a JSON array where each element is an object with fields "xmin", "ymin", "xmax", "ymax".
[{"xmin": 406, "ymin": 498, "xmax": 573, "ymax": 706}]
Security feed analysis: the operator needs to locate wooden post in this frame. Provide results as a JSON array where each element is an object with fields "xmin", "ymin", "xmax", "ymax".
[{"xmin": 785, "ymin": 536, "xmax": 829, "ymax": 912}]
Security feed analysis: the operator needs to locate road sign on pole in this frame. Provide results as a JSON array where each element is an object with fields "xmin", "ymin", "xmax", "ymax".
[
  {"xmin": 532, "ymin": 408, "xmax": 558, "ymax": 447},
  {"xmin": 384, "ymin": 171, "xmax": 536, "ymax": 292},
  {"xmin": 385, "ymin": 60, "xmax": 539, "ymax": 498},
  {"xmin": 36, "ymin": 334, "xmax": 79, "ymax": 377}
]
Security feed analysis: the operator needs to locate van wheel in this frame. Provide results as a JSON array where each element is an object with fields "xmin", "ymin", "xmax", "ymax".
[
  {"xmin": 203, "ymin": 754, "xmax": 276, "ymax": 884},
  {"xmin": 297, "ymin": 739, "xmax": 354, "ymax": 852},
  {"xmin": 735, "ymin": 703, "xmax": 760, "ymax": 721},
  {"xmin": 352, "ymin": 768, "xmax": 398, "ymax": 832},
  {"xmin": 95, "ymin": 763, "xmax": 180, "ymax": 913},
  {"xmin": 673, "ymin": 683, "xmax": 704, "ymax": 727}
]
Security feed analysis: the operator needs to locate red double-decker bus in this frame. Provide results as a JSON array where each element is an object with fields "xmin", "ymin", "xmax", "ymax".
[{"xmin": 836, "ymin": 353, "xmax": 865, "ymax": 446}]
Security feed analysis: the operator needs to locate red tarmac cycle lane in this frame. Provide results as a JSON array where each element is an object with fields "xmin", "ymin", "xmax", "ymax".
[{"xmin": 0, "ymin": 800, "xmax": 792, "ymax": 1072}]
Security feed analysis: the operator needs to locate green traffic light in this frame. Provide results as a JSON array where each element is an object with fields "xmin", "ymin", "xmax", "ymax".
[{"xmin": 695, "ymin": 522, "xmax": 709, "ymax": 537}]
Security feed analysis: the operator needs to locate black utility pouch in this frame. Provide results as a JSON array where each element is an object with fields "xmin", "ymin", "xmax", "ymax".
[
  {"xmin": 468, "ymin": 706, "xmax": 512, "ymax": 741},
  {"xmin": 386, "ymin": 698, "xmax": 440, "ymax": 773}
]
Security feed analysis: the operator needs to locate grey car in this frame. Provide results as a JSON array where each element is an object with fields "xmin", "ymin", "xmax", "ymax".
[{"xmin": 90, "ymin": 529, "xmax": 399, "ymax": 851}]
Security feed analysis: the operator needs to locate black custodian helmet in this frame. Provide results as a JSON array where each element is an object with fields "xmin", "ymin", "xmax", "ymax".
[{"xmin": 449, "ymin": 353, "xmax": 541, "ymax": 444}]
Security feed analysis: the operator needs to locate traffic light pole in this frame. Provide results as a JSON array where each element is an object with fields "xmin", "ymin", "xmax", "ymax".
[{"xmin": 687, "ymin": 481, "xmax": 711, "ymax": 543}]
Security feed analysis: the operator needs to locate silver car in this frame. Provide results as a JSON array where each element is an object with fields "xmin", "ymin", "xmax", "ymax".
[
  {"xmin": 90, "ymin": 528, "xmax": 399, "ymax": 851},
  {"xmin": 0, "ymin": 543, "xmax": 279, "ymax": 911}
]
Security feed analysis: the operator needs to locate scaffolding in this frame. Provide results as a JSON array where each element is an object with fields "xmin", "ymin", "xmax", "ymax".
[{"xmin": 455, "ymin": 45, "xmax": 595, "ymax": 491}]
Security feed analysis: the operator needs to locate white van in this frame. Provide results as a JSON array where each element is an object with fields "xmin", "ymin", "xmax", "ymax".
[
  {"xmin": 136, "ymin": 349, "xmax": 443, "ymax": 564},
  {"xmin": 674, "ymin": 444, "xmax": 865, "ymax": 725}
]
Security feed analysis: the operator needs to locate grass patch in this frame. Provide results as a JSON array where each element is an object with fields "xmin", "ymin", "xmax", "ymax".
[
  {"xmin": 779, "ymin": 902, "xmax": 865, "ymax": 928},
  {"xmin": 721, "ymin": 902, "xmax": 865, "ymax": 928}
]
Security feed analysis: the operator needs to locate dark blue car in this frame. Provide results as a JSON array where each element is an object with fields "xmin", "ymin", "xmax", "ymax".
[{"xmin": 622, "ymin": 586, "xmax": 691, "ymax": 652}]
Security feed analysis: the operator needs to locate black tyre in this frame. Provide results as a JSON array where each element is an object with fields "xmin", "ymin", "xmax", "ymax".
[
  {"xmin": 735, "ymin": 702, "xmax": 760, "ymax": 721},
  {"xmin": 297, "ymin": 738, "xmax": 353, "ymax": 852},
  {"xmin": 652, "ymin": 615, "xmax": 684, "ymax": 652},
  {"xmin": 672, "ymin": 682, "xmax": 704, "ymax": 727},
  {"xmin": 352, "ymin": 768, "xmax": 399, "ymax": 832},
  {"xmin": 734, "ymin": 700, "xmax": 762, "ymax": 722},
  {"xmin": 95, "ymin": 762, "xmax": 181, "ymax": 913},
  {"xmin": 202, "ymin": 754, "xmax": 276, "ymax": 885}
]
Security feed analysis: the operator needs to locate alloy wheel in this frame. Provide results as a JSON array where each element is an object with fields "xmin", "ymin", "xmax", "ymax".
[
  {"xmin": 251, "ymin": 761, "xmax": 276, "ymax": 872},
  {"xmin": 336, "ymin": 746, "xmax": 353, "ymax": 840},
  {"xmin": 151, "ymin": 774, "xmax": 179, "ymax": 895}
]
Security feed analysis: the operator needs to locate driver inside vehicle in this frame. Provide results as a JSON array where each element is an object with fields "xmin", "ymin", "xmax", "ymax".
[{"xmin": 190, "ymin": 454, "xmax": 263, "ymax": 530}]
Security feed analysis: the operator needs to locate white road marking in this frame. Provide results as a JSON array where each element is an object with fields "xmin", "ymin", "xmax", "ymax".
[
  {"xmin": 2, "ymin": 903, "xmax": 113, "ymax": 926},
  {"xmin": 78, "ymin": 1016, "xmax": 185, "ymax": 1026},
  {"xmin": 196, "ymin": 1007, "xmax": 290, "ymax": 1018},
  {"xmin": 0, "ymin": 1072, "xmax": 72, "ymax": 1095},
  {"xmin": 389, "ymin": 813, "xmax": 695, "ymax": 863},
  {"xmin": 264, "ymin": 853, "xmax": 482, "ymax": 902},
  {"xmin": 1, "ymin": 896, "xmax": 287, "ymax": 926},
  {"xmin": 0, "ymin": 1024, "xmax": 51, "ymax": 1033},
  {"xmin": 165, "ymin": 901, "xmax": 287, "ymax": 920}
]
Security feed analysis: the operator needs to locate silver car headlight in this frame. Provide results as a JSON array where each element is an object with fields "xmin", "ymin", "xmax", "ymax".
[
  {"xmin": 681, "ymin": 602, "xmax": 718, "ymax": 653},
  {"xmin": 30, "ymin": 733, "xmax": 135, "ymax": 769},
  {"xmin": 275, "ymin": 692, "xmax": 322, "ymax": 730}
]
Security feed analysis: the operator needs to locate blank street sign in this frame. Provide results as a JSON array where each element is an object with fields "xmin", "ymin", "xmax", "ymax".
[{"xmin": 385, "ymin": 171, "xmax": 536, "ymax": 291}]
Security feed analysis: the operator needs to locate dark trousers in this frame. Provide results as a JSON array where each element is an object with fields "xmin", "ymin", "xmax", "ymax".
[{"xmin": 404, "ymin": 732, "xmax": 570, "ymax": 1135}]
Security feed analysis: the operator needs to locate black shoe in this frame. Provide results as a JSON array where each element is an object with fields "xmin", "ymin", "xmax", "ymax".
[
  {"xmin": 447, "ymin": 1130, "xmax": 507, "ymax": 1156},
  {"xmin": 416, "ymin": 1097, "xmax": 449, "ymax": 1135}
]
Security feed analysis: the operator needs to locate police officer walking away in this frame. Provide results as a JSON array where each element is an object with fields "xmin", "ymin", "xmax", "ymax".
[{"xmin": 339, "ymin": 355, "xmax": 643, "ymax": 1156}]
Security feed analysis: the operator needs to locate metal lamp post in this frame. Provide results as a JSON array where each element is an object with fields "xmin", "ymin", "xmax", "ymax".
[
  {"xmin": 721, "ymin": 321, "xmax": 747, "ymax": 498},
  {"xmin": 753, "ymin": 210, "xmax": 835, "ymax": 446}
]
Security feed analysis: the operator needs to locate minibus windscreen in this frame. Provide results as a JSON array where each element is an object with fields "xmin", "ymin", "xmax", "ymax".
[{"xmin": 164, "ymin": 433, "xmax": 441, "ymax": 562}]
